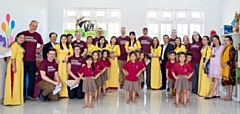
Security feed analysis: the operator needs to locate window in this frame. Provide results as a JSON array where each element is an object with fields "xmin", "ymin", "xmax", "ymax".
[
  {"xmin": 147, "ymin": 9, "xmax": 204, "ymax": 44},
  {"xmin": 64, "ymin": 8, "xmax": 121, "ymax": 41}
]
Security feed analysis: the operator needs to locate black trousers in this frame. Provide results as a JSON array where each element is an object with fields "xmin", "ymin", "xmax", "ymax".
[
  {"xmin": 191, "ymin": 63, "xmax": 200, "ymax": 93},
  {"xmin": 160, "ymin": 60, "xmax": 167, "ymax": 89},
  {"xmin": 146, "ymin": 62, "xmax": 151, "ymax": 88},
  {"xmin": 24, "ymin": 61, "xmax": 36, "ymax": 98},
  {"xmin": 67, "ymin": 80, "xmax": 84, "ymax": 99}
]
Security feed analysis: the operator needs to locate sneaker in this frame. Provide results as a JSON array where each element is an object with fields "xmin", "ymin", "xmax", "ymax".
[
  {"xmin": 38, "ymin": 94, "xmax": 49, "ymax": 102},
  {"xmin": 27, "ymin": 96, "xmax": 37, "ymax": 101}
]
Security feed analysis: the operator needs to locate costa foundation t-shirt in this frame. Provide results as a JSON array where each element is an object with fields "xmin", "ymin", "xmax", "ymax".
[
  {"xmin": 169, "ymin": 38, "xmax": 176, "ymax": 45},
  {"xmin": 117, "ymin": 36, "xmax": 130, "ymax": 61},
  {"xmin": 22, "ymin": 30, "xmax": 43, "ymax": 61},
  {"xmin": 71, "ymin": 40, "xmax": 88, "ymax": 55},
  {"xmin": 138, "ymin": 36, "xmax": 152, "ymax": 54},
  {"xmin": 37, "ymin": 59, "xmax": 58, "ymax": 82},
  {"xmin": 188, "ymin": 42, "xmax": 203, "ymax": 63},
  {"xmin": 68, "ymin": 56, "xmax": 86, "ymax": 80}
]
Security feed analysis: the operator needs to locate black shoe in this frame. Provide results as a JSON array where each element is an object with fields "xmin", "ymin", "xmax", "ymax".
[
  {"xmin": 167, "ymin": 88, "xmax": 169, "ymax": 91},
  {"xmin": 159, "ymin": 87, "xmax": 166, "ymax": 90},
  {"xmin": 212, "ymin": 96, "xmax": 221, "ymax": 98},
  {"xmin": 204, "ymin": 97, "xmax": 213, "ymax": 99},
  {"xmin": 147, "ymin": 86, "xmax": 151, "ymax": 90},
  {"xmin": 191, "ymin": 92, "xmax": 198, "ymax": 94}
]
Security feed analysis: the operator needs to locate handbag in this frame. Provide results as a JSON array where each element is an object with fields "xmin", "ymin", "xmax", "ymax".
[{"xmin": 203, "ymin": 47, "xmax": 210, "ymax": 74}]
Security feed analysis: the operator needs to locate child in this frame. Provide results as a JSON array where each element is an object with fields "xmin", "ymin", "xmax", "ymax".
[
  {"xmin": 100, "ymin": 50, "xmax": 111, "ymax": 95},
  {"xmin": 123, "ymin": 51, "xmax": 144, "ymax": 104},
  {"xmin": 186, "ymin": 52, "xmax": 193, "ymax": 103},
  {"xmin": 92, "ymin": 51, "xmax": 107, "ymax": 101},
  {"xmin": 166, "ymin": 51, "xmax": 177, "ymax": 99},
  {"xmin": 135, "ymin": 50, "xmax": 141, "ymax": 60},
  {"xmin": 78, "ymin": 55, "xmax": 101, "ymax": 109},
  {"xmin": 137, "ymin": 51, "xmax": 147, "ymax": 98},
  {"xmin": 172, "ymin": 52, "xmax": 194, "ymax": 108}
]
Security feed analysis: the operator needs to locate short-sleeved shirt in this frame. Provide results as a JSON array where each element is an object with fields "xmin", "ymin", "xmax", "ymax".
[
  {"xmin": 185, "ymin": 43, "xmax": 191, "ymax": 51},
  {"xmin": 186, "ymin": 62, "xmax": 193, "ymax": 81},
  {"xmin": 123, "ymin": 61, "xmax": 144, "ymax": 82},
  {"xmin": 37, "ymin": 59, "xmax": 58, "ymax": 82},
  {"xmin": 92, "ymin": 37, "xmax": 109, "ymax": 45},
  {"xmin": 94, "ymin": 60, "xmax": 106, "ymax": 70},
  {"xmin": 22, "ymin": 30, "xmax": 43, "ymax": 61},
  {"xmin": 68, "ymin": 56, "xmax": 86, "ymax": 80},
  {"xmin": 140, "ymin": 60, "xmax": 147, "ymax": 68},
  {"xmin": 172, "ymin": 63, "xmax": 194, "ymax": 76},
  {"xmin": 188, "ymin": 42, "xmax": 203, "ymax": 63},
  {"xmin": 78, "ymin": 66, "xmax": 100, "ymax": 77},
  {"xmin": 100, "ymin": 59, "xmax": 111, "ymax": 67},
  {"xmin": 169, "ymin": 38, "xmax": 176, "ymax": 45},
  {"xmin": 117, "ymin": 36, "xmax": 130, "ymax": 61},
  {"xmin": 174, "ymin": 45, "xmax": 186, "ymax": 53},
  {"xmin": 71, "ymin": 40, "xmax": 88, "ymax": 54},
  {"xmin": 166, "ymin": 61, "xmax": 176, "ymax": 79},
  {"xmin": 138, "ymin": 36, "xmax": 152, "ymax": 54}
]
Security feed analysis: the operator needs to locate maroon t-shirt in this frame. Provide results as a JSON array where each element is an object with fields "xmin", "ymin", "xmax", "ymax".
[
  {"xmin": 37, "ymin": 59, "xmax": 58, "ymax": 82},
  {"xmin": 22, "ymin": 31, "xmax": 43, "ymax": 61},
  {"xmin": 166, "ymin": 61, "xmax": 176, "ymax": 79},
  {"xmin": 185, "ymin": 43, "xmax": 191, "ymax": 51},
  {"xmin": 169, "ymin": 38, "xmax": 176, "ymax": 45},
  {"xmin": 92, "ymin": 37, "xmax": 109, "ymax": 45},
  {"xmin": 138, "ymin": 36, "xmax": 152, "ymax": 54},
  {"xmin": 94, "ymin": 60, "xmax": 106, "ymax": 70},
  {"xmin": 68, "ymin": 56, "xmax": 86, "ymax": 80},
  {"xmin": 71, "ymin": 40, "xmax": 88, "ymax": 54},
  {"xmin": 117, "ymin": 36, "xmax": 130, "ymax": 61},
  {"xmin": 188, "ymin": 42, "xmax": 203, "ymax": 63},
  {"xmin": 123, "ymin": 61, "xmax": 144, "ymax": 82},
  {"xmin": 100, "ymin": 59, "xmax": 111, "ymax": 67},
  {"xmin": 78, "ymin": 66, "xmax": 100, "ymax": 77}
]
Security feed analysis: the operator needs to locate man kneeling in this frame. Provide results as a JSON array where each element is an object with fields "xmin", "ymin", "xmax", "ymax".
[{"xmin": 37, "ymin": 48, "xmax": 61, "ymax": 101}]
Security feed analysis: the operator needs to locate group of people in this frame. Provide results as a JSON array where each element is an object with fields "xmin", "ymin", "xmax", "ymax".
[{"xmin": 3, "ymin": 20, "xmax": 237, "ymax": 109}]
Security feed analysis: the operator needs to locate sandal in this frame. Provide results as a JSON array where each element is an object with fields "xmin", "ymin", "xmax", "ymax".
[
  {"xmin": 126, "ymin": 99, "xmax": 130, "ymax": 104},
  {"xmin": 183, "ymin": 104, "xmax": 187, "ymax": 108},
  {"xmin": 175, "ymin": 103, "xmax": 179, "ymax": 108},
  {"xmin": 82, "ymin": 105, "xmax": 88, "ymax": 109}
]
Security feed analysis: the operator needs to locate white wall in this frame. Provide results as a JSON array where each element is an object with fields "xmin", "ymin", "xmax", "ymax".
[
  {"xmin": 0, "ymin": 0, "xmax": 50, "ymax": 99},
  {"xmin": 49, "ymin": 0, "xmax": 222, "ymax": 38},
  {"xmin": 221, "ymin": 0, "xmax": 240, "ymax": 25}
]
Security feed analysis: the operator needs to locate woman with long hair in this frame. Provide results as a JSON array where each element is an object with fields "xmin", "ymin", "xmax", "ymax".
[
  {"xmin": 174, "ymin": 37, "xmax": 186, "ymax": 53},
  {"xmin": 54, "ymin": 34, "xmax": 73, "ymax": 97},
  {"xmin": 198, "ymin": 36, "xmax": 212, "ymax": 97},
  {"xmin": 86, "ymin": 36, "xmax": 95, "ymax": 55},
  {"xmin": 221, "ymin": 36, "xmax": 236, "ymax": 101},
  {"xmin": 183, "ymin": 35, "xmax": 191, "ymax": 51},
  {"xmin": 4, "ymin": 33, "xmax": 25, "ymax": 105},
  {"xmin": 149, "ymin": 37, "xmax": 162, "ymax": 89},
  {"xmin": 125, "ymin": 31, "xmax": 141, "ymax": 61},
  {"xmin": 94, "ymin": 36, "xmax": 110, "ymax": 51}
]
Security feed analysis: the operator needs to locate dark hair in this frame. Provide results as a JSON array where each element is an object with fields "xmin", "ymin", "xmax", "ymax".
[
  {"xmin": 101, "ymin": 49, "xmax": 110, "ymax": 58},
  {"xmin": 85, "ymin": 55, "xmax": 95, "ymax": 71},
  {"xmin": 73, "ymin": 45, "xmax": 81, "ymax": 57},
  {"xmin": 92, "ymin": 51, "xmax": 100, "ymax": 60},
  {"xmin": 128, "ymin": 31, "xmax": 137, "ymax": 46},
  {"xmin": 163, "ymin": 34, "xmax": 170, "ymax": 39},
  {"xmin": 47, "ymin": 47, "xmax": 56, "ymax": 54},
  {"xmin": 151, "ymin": 37, "xmax": 159, "ymax": 49},
  {"xmin": 97, "ymin": 36, "xmax": 107, "ymax": 48},
  {"xmin": 202, "ymin": 35, "xmax": 211, "ymax": 46},
  {"xmin": 225, "ymin": 36, "xmax": 233, "ymax": 44},
  {"xmin": 178, "ymin": 52, "xmax": 186, "ymax": 62},
  {"xmin": 129, "ymin": 51, "xmax": 137, "ymax": 58},
  {"xmin": 192, "ymin": 32, "xmax": 202, "ymax": 44},
  {"xmin": 143, "ymin": 27, "xmax": 148, "ymax": 31},
  {"xmin": 168, "ymin": 51, "xmax": 176, "ymax": 55},
  {"xmin": 174, "ymin": 37, "xmax": 182, "ymax": 49},
  {"xmin": 67, "ymin": 34, "xmax": 73, "ymax": 38},
  {"xmin": 186, "ymin": 51, "xmax": 193, "ymax": 57},
  {"xmin": 110, "ymin": 36, "xmax": 118, "ymax": 45},
  {"xmin": 49, "ymin": 32, "xmax": 57, "ymax": 38},
  {"xmin": 60, "ymin": 34, "xmax": 70, "ymax": 50},
  {"xmin": 9, "ymin": 32, "xmax": 25, "ymax": 47},
  {"xmin": 212, "ymin": 35, "xmax": 221, "ymax": 47},
  {"xmin": 139, "ymin": 50, "xmax": 146, "ymax": 59}
]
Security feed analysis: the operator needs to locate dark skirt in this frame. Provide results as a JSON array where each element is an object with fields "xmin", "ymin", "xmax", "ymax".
[
  {"xmin": 123, "ymin": 80, "xmax": 139, "ymax": 92},
  {"xmin": 95, "ymin": 75, "xmax": 103, "ymax": 86},
  {"xmin": 138, "ymin": 73, "xmax": 144, "ymax": 85},
  {"xmin": 168, "ymin": 79, "xmax": 175, "ymax": 88},
  {"xmin": 101, "ymin": 70, "xmax": 108, "ymax": 82},
  {"xmin": 174, "ymin": 76, "xmax": 189, "ymax": 90},
  {"xmin": 83, "ymin": 77, "xmax": 96, "ymax": 92}
]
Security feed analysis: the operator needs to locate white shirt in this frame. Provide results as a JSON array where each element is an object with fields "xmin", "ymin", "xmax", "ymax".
[
  {"xmin": 51, "ymin": 42, "xmax": 55, "ymax": 47},
  {"xmin": 161, "ymin": 44, "xmax": 168, "ymax": 60}
]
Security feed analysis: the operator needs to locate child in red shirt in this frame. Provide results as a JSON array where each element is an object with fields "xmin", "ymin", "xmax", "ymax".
[
  {"xmin": 166, "ymin": 51, "xmax": 176, "ymax": 99},
  {"xmin": 123, "ymin": 51, "xmax": 144, "ymax": 104},
  {"xmin": 78, "ymin": 55, "xmax": 101, "ymax": 109},
  {"xmin": 100, "ymin": 50, "xmax": 111, "ymax": 95},
  {"xmin": 137, "ymin": 51, "xmax": 146, "ymax": 98},
  {"xmin": 172, "ymin": 52, "xmax": 194, "ymax": 108},
  {"xmin": 92, "ymin": 51, "xmax": 107, "ymax": 101},
  {"xmin": 186, "ymin": 52, "xmax": 193, "ymax": 103}
]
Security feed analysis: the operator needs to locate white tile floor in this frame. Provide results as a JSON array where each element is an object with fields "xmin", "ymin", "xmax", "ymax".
[{"xmin": 0, "ymin": 89, "xmax": 240, "ymax": 114}]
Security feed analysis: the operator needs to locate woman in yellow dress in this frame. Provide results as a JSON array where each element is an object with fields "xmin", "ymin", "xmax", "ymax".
[
  {"xmin": 149, "ymin": 37, "xmax": 162, "ymax": 89},
  {"xmin": 86, "ymin": 36, "xmax": 95, "ymax": 55},
  {"xmin": 94, "ymin": 36, "xmax": 110, "ymax": 52},
  {"xmin": 4, "ymin": 33, "xmax": 25, "ymax": 105},
  {"xmin": 198, "ymin": 36, "xmax": 212, "ymax": 97},
  {"xmin": 125, "ymin": 31, "xmax": 141, "ymax": 61},
  {"xmin": 106, "ymin": 36, "xmax": 121, "ymax": 89},
  {"xmin": 54, "ymin": 34, "xmax": 73, "ymax": 97},
  {"xmin": 174, "ymin": 37, "xmax": 186, "ymax": 53}
]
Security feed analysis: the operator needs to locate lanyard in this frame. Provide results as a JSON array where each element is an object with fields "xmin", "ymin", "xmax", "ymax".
[{"xmin": 213, "ymin": 46, "xmax": 220, "ymax": 54}]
